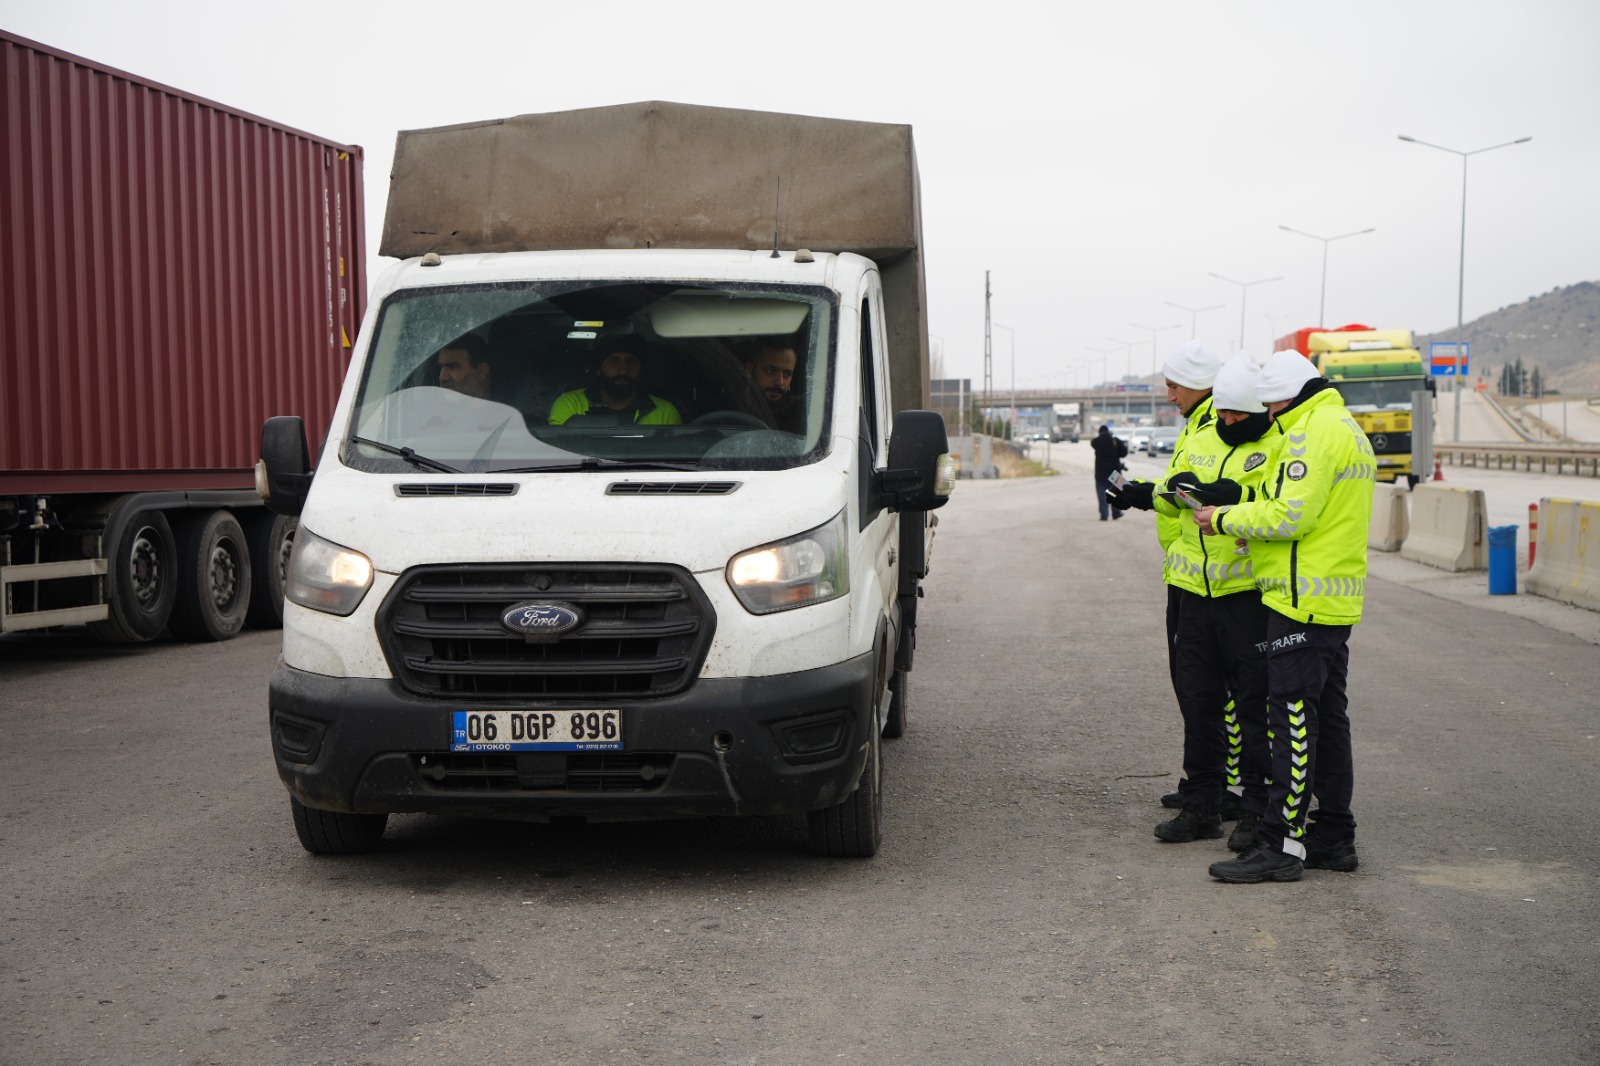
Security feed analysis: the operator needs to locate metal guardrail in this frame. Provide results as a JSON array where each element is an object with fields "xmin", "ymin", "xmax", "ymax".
[{"xmin": 1436, "ymin": 442, "xmax": 1600, "ymax": 477}]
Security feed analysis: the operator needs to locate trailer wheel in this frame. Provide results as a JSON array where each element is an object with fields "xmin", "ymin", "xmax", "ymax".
[
  {"xmin": 290, "ymin": 797, "xmax": 388, "ymax": 855},
  {"xmin": 808, "ymin": 700, "xmax": 884, "ymax": 858},
  {"xmin": 88, "ymin": 510, "xmax": 178, "ymax": 643},
  {"xmin": 244, "ymin": 513, "xmax": 296, "ymax": 629},
  {"xmin": 168, "ymin": 510, "xmax": 252, "ymax": 642},
  {"xmin": 882, "ymin": 670, "xmax": 909, "ymax": 739}
]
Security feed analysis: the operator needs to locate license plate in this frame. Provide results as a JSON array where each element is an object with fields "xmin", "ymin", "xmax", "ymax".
[{"xmin": 450, "ymin": 709, "xmax": 623, "ymax": 753}]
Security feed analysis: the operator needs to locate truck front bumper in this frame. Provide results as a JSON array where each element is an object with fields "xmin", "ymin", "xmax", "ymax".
[{"xmin": 268, "ymin": 654, "xmax": 876, "ymax": 822}]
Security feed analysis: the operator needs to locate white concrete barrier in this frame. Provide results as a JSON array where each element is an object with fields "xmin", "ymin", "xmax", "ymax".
[
  {"xmin": 1368, "ymin": 484, "xmax": 1410, "ymax": 552},
  {"xmin": 1526, "ymin": 498, "xmax": 1600, "ymax": 612},
  {"xmin": 1401, "ymin": 484, "xmax": 1487, "ymax": 571}
]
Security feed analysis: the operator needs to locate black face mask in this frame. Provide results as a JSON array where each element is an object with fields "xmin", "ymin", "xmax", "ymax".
[{"xmin": 1216, "ymin": 409, "xmax": 1272, "ymax": 446}]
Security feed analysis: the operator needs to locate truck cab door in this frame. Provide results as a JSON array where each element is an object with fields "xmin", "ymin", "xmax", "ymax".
[{"xmin": 856, "ymin": 282, "xmax": 899, "ymax": 675}]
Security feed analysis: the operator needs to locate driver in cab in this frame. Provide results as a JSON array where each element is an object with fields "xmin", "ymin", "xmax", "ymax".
[{"xmin": 548, "ymin": 341, "xmax": 682, "ymax": 426}]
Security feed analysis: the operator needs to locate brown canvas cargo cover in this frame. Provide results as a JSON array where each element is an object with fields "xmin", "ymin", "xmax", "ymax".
[{"xmin": 381, "ymin": 101, "xmax": 928, "ymax": 411}]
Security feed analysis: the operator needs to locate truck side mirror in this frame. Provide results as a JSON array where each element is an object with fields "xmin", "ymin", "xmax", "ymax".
[
  {"xmin": 257, "ymin": 416, "xmax": 313, "ymax": 517},
  {"xmin": 879, "ymin": 410, "xmax": 955, "ymax": 512}
]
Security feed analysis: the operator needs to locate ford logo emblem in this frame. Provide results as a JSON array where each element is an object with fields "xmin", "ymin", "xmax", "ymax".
[{"xmin": 501, "ymin": 601, "xmax": 583, "ymax": 641}]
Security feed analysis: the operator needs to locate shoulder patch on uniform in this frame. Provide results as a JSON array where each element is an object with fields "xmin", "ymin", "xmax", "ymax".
[
  {"xmin": 1243, "ymin": 451, "xmax": 1267, "ymax": 472},
  {"xmin": 1286, "ymin": 460, "xmax": 1308, "ymax": 481}
]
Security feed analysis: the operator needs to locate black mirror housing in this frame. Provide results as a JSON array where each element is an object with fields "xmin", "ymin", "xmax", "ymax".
[
  {"xmin": 881, "ymin": 410, "xmax": 954, "ymax": 512},
  {"xmin": 259, "ymin": 416, "xmax": 313, "ymax": 517}
]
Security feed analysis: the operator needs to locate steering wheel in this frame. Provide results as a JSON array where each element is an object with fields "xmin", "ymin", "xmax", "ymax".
[{"xmin": 692, "ymin": 410, "xmax": 770, "ymax": 429}]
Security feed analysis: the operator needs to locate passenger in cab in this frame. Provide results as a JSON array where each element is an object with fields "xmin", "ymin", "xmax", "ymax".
[
  {"xmin": 740, "ymin": 338, "xmax": 800, "ymax": 430},
  {"xmin": 436, "ymin": 333, "xmax": 494, "ymax": 401},
  {"xmin": 548, "ymin": 341, "xmax": 682, "ymax": 426}
]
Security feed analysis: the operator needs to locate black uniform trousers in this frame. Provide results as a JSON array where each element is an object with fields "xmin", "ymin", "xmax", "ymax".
[
  {"xmin": 1255, "ymin": 608, "xmax": 1357, "ymax": 858},
  {"xmin": 1170, "ymin": 588, "xmax": 1271, "ymax": 812}
]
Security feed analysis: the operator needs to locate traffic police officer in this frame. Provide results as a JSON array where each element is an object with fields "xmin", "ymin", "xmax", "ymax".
[
  {"xmin": 1104, "ymin": 342, "xmax": 1246, "ymax": 824},
  {"xmin": 1115, "ymin": 352, "xmax": 1278, "ymax": 845},
  {"xmin": 1195, "ymin": 349, "xmax": 1375, "ymax": 883}
]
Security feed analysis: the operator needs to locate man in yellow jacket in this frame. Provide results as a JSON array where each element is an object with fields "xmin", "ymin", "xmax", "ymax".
[{"xmin": 1194, "ymin": 349, "xmax": 1375, "ymax": 884}]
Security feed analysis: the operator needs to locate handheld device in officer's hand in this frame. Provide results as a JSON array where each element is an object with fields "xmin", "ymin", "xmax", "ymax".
[{"xmin": 1173, "ymin": 487, "xmax": 1203, "ymax": 510}]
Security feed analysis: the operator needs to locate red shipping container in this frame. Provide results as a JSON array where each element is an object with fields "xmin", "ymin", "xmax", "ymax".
[{"xmin": 1, "ymin": 30, "xmax": 366, "ymax": 493}]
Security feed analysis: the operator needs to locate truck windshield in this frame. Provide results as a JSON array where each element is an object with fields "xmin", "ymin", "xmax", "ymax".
[
  {"xmin": 345, "ymin": 281, "xmax": 834, "ymax": 473},
  {"xmin": 1332, "ymin": 377, "xmax": 1427, "ymax": 410}
]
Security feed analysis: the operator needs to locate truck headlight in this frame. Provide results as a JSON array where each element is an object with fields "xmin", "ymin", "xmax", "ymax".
[
  {"xmin": 726, "ymin": 510, "xmax": 849, "ymax": 614},
  {"xmin": 286, "ymin": 528, "xmax": 373, "ymax": 616}
]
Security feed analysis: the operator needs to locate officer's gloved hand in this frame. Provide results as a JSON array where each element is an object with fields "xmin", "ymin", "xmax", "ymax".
[
  {"xmin": 1107, "ymin": 480, "xmax": 1155, "ymax": 511},
  {"xmin": 1191, "ymin": 477, "xmax": 1243, "ymax": 506},
  {"xmin": 1166, "ymin": 471, "xmax": 1204, "ymax": 495}
]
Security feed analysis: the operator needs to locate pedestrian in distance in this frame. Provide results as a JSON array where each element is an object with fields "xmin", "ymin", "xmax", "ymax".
[
  {"xmin": 1195, "ymin": 349, "xmax": 1376, "ymax": 884},
  {"xmin": 1090, "ymin": 424, "xmax": 1129, "ymax": 521}
]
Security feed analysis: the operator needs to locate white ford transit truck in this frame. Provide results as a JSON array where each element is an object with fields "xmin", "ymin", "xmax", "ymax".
[{"xmin": 259, "ymin": 102, "xmax": 953, "ymax": 858}]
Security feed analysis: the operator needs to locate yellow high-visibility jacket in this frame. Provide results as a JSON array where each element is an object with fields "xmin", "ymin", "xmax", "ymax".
[
  {"xmin": 1153, "ymin": 409, "xmax": 1277, "ymax": 599},
  {"xmin": 1213, "ymin": 386, "xmax": 1376, "ymax": 625}
]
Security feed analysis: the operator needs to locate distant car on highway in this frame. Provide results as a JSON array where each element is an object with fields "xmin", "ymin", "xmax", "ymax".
[
  {"xmin": 1126, "ymin": 428, "xmax": 1151, "ymax": 453},
  {"xmin": 1145, "ymin": 427, "xmax": 1180, "ymax": 456}
]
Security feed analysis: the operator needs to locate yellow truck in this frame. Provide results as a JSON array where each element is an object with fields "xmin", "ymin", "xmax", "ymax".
[{"xmin": 1277, "ymin": 326, "xmax": 1433, "ymax": 487}]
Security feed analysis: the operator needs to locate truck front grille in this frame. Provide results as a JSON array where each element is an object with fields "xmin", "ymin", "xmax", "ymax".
[
  {"xmin": 378, "ymin": 564, "xmax": 714, "ymax": 699},
  {"xmin": 1365, "ymin": 431, "xmax": 1411, "ymax": 455}
]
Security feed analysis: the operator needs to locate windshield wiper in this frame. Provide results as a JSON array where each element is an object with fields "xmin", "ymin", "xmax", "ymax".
[
  {"xmin": 350, "ymin": 436, "xmax": 462, "ymax": 474},
  {"xmin": 492, "ymin": 457, "xmax": 702, "ymax": 474}
]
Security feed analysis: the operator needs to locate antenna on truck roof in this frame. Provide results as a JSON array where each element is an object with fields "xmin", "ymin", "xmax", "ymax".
[{"xmin": 771, "ymin": 177, "xmax": 782, "ymax": 258}]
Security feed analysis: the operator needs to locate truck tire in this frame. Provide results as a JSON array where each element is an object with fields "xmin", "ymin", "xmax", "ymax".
[
  {"xmin": 244, "ymin": 512, "xmax": 296, "ymax": 629},
  {"xmin": 883, "ymin": 670, "xmax": 909, "ymax": 739},
  {"xmin": 168, "ymin": 509, "xmax": 252, "ymax": 642},
  {"xmin": 808, "ymin": 710, "xmax": 883, "ymax": 858},
  {"xmin": 290, "ymin": 797, "xmax": 388, "ymax": 855},
  {"xmin": 88, "ymin": 509, "xmax": 178, "ymax": 643}
]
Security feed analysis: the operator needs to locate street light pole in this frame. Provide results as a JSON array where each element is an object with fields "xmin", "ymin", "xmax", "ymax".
[
  {"xmin": 1165, "ymin": 300, "xmax": 1224, "ymax": 341},
  {"xmin": 1264, "ymin": 312, "xmax": 1294, "ymax": 349},
  {"xmin": 995, "ymin": 322, "xmax": 1016, "ymax": 439},
  {"xmin": 1109, "ymin": 337, "xmax": 1136, "ymax": 419},
  {"xmin": 1208, "ymin": 272, "xmax": 1284, "ymax": 353},
  {"xmin": 1278, "ymin": 224, "xmax": 1376, "ymax": 327},
  {"xmin": 1399, "ymin": 133, "xmax": 1532, "ymax": 443},
  {"xmin": 1087, "ymin": 345, "xmax": 1116, "ymax": 428},
  {"xmin": 1131, "ymin": 322, "xmax": 1182, "ymax": 379}
]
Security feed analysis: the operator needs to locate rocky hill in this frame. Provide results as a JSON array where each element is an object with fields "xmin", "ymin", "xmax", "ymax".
[{"xmin": 1418, "ymin": 280, "xmax": 1600, "ymax": 395}]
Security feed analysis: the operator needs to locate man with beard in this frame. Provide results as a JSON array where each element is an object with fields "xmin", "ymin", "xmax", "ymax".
[
  {"xmin": 548, "ymin": 341, "xmax": 682, "ymax": 426},
  {"xmin": 740, "ymin": 339, "xmax": 800, "ymax": 429}
]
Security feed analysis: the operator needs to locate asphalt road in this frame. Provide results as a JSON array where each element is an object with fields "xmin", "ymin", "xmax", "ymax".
[{"xmin": 4, "ymin": 466, "xmax": 1598, "ymax": 1066}]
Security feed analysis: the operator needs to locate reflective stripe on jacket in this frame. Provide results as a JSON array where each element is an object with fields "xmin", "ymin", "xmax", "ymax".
[
  {"xmin": 1213, "ymin": 387, "xmax": 1375, "ymax": 625},
  {"xmin": 1152, "ymin": 407, "xmax": 1276, "ymax": 599}
]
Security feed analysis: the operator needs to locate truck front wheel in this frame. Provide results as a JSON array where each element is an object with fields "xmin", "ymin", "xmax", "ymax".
[
  {"xmin": 89, "ymin": 509, "xmax": 178, "ymax": 643},
  {"xmin": 169, "ymin": 509, "xmax": 252, "ymax": 642},
  {"xmin": 290, "ymin": 797, "xmax": 388, "ymax": 855},
  {"xmin": 808, "ymin": 712, "xmax": 883, "ymax": 858}
]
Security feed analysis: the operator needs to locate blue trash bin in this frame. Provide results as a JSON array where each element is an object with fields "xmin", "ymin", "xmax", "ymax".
[{"xmin": 1487, "ymin": 524, "xmax": 1518, "ymax": 595}]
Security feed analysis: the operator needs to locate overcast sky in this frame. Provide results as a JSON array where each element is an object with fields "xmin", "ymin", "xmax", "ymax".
[{"xmin": 6, "ymin": 0, "xmax": 1597, "ymax": 389}]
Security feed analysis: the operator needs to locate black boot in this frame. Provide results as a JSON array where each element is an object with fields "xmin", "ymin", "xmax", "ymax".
[
  {"xmin": 1226, "ymin": 811, "xmax": 1260, "ymax": 852},
  {"xmin": 1209, "ymin": 846, "xmax": 1304, "ymax": 883},
  {"xmin": 1163, "ymin": 787, "xmax": 1240, "ymax": 820},
  {"xmin": 1154, "ymin": 806, "xmax": 1224, "ymax": 843},
  {"xmin": 1304, "ymin": 836, "xmax": 1359, "ymax": 872}
]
